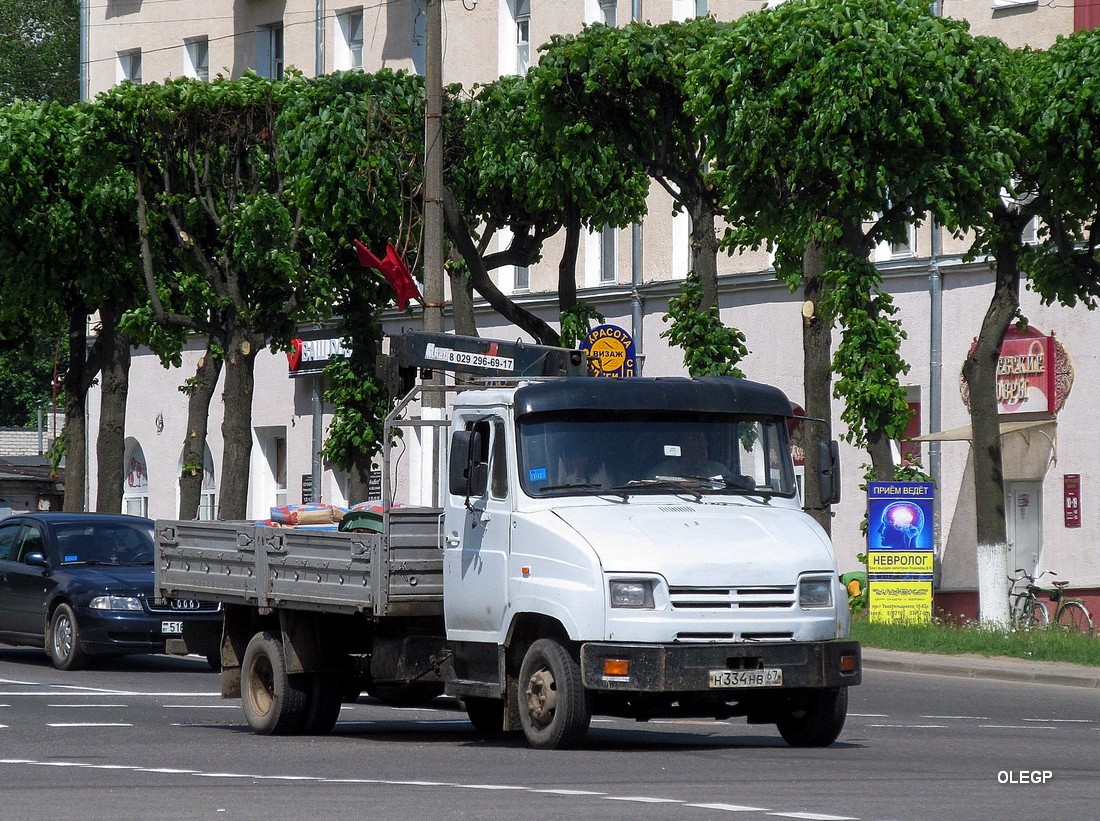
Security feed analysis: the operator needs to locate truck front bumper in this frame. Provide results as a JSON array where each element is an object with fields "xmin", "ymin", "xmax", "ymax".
[{"xmin": 580, "ymin": 640, "xmax": 861, "ymax": 692}]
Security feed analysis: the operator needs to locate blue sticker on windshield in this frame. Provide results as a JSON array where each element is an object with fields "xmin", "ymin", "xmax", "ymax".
[
  {"xmin": 529, "ymin": 467, "xmax": 548, "ymax": 482},
  {"xmin": 65, "ymin": 555, "xmax": 78, "ymax": 562}
]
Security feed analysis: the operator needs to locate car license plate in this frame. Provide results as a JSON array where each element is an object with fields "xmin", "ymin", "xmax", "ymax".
[
  {"xmin": 708, "ymin": 668, "xmax": 783, "ymax": 688},
  {"xmin": 161, "ymin": 621, "xmax": 184, "ymax": 635}
]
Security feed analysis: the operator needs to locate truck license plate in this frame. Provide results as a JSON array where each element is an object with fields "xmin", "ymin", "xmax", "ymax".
[
  {"xmin": 161, "ymin": 621, "xmax": 184, "ymax": 635},
  {"xmin": 708, "ymin": 668, "xmax": 782, "ymax": 688}
]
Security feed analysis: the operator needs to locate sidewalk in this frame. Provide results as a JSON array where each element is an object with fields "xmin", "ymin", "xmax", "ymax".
[{"xmin": 862, "ymin": 647, "xmax": 1100, "ymax": 689}]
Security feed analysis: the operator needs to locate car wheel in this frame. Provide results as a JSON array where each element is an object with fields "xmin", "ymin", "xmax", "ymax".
[
  {"xmin": 240, "ymin": 631, "xmax": 308, "ymax": 735},
  {"xmin": 48, "ymin": 603, "xmax": 88, "ymax": 671}
]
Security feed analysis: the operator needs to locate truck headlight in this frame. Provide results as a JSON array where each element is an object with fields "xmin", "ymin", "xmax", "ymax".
[
  {"xmin": 90, "ymin": 595, "xmax": 143, "ymax": 612},
  {"xmin": 798, "ymin": 577, "xmax": 833, "ymax": 609},
  {"xmin": 609, "ymin": 579, "xmax": 655, "ymax": 609}
]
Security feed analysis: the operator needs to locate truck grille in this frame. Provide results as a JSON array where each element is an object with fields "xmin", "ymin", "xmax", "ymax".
[{"xmin": 668, "ymin": 585, "xmax": 796, "ymax": 610}]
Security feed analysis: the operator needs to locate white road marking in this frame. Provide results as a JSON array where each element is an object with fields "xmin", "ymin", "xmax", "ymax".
[
  {"xmin": 48, "ymin": 704, "xmax": 127, "ymax": 708},
  {"xmin": 867, "ymin": 724, "xmax": 946, "ymax": 729},
  {"xmin": 980, "ymin": 724, "xmax": 1056, "ymax": 730},
  {"xmin": 0, "ymin": 757, "xmax": 859, "ymax": 820},
  {"xmin": 603, "ymin": 796, "xmax": 684, "ymax": 804},
  {"xmin": 921, "ymin": 715, "xmax": 988, "ymax": 720},
  {"xmin": 688, "ymin": 804, "xmax": 770, "ymax": 813},
  {"xmin": 1022, "ymin": 717, "xmax": 1092, "ymax": 723},
  {"xmin": 163, "ymin": 704, "xmax": 240, "ymax": 709},
  {"xmin": 47, "ymin": 722, "xmax": 134, "ymax": 728}
]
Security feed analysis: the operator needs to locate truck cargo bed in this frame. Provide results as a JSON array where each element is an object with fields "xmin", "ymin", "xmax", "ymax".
[{"xmin": 155, "ymin": 508, "xmax": 443, "ymax": 617}]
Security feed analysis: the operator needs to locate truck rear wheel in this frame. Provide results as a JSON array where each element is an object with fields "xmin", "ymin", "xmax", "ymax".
[
  {"xmin": 464, "ymin": 697, "xmax": 505, "ymax": 737},
  {"xmin": 776, "ymin": 686, "xmax": 848, "ymax": 747},
  {"xmin": 241, "ymin": 631, "xmax": 308, "ymax": 735},
  {"xmin": 301, "ymin": 674, "xmax": 343, "ymax": 735},
  {"xmin": 518, "ymin": 639, "xmax": 591, "ymax": 750}
]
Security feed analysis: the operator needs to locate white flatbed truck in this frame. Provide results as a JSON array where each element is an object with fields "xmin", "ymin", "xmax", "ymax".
[{"xmin": 155, "ymin": 332, "xmax": 860, "ymax": 749}]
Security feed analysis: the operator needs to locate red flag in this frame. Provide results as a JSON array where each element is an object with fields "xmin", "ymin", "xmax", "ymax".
[{"xmin": 353, "ymin": 239, "xmax": 422, "ymax": 311}]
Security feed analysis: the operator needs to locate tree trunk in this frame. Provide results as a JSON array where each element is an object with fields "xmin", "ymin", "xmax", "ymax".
[
  {"xmin": 557, "ymin": 204, "xmax": 581, "ymax": 315},
  {"xmin": 95, "ymin": 306, "xmax": 131, "ymax": 514},
  {"xmin": 447, "ymin": 244, "xmax": 478, "ymax": 338},
  {"xmin": 688, "ymin": 197, "xmax": 720, "ymax": 311},
  {"xmin": 62, "ymin": 309, "xmax": 90, "ymax": 512},
  {"xmin": 217, "ymin": 323, "xmax": 263, "ymax": 519},
  {"xmin": 441, "ymin": 185, "xmax": 559, "ymax": 345},
  {"xmin": 801, "ymin": 240, "xmax": 833, "ymax": 535},
  {"xmin": 178, "ymin": 343, "xmax": 223, "ymax": 519},
  {"xmin": 867, "ymin": 430, "xmax": 895, "ymax": 482},
  {"xmin": 963, "ymin": 203, "xmax": 1022, "ymax": 624}
]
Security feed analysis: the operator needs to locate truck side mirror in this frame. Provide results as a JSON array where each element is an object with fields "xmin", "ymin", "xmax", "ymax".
[
  {"xmin": 449, "ymin": 430, "xmax": 489, "ymax": 500},
  {"xmin": 817, "ymin": 439, "xmax": 841, "ymax": 507}
]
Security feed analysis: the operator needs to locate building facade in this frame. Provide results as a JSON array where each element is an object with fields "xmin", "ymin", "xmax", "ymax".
[{"xmin": 81, "ymin": 1, "xmax": 1100, "ymax": 616}]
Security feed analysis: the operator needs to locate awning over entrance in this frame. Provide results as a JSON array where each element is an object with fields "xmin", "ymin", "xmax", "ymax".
[{"xmin": 911, "ymin": 419, "xmax": 1055, "ymax": 442}]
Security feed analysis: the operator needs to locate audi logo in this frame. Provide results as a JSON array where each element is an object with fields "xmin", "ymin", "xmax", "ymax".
[{"xmin": 172, "ymin": 599, "xmax": 202, "ymax": 611}]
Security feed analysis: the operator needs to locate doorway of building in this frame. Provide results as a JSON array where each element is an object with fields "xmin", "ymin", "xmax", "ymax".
[{"xmin": 1005, "ymin": 481, "xmax": 1043, "ymax": 591}]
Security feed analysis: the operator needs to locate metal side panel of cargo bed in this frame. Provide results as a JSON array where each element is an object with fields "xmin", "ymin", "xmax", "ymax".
[{"xmin": 156, "ymin": 509, "xmax": 443, "ymax": 617}]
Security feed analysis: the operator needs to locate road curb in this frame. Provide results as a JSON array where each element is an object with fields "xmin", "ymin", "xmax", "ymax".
[{"xmin": 862, "ymin": 648, "xmax": 1100, "ymax": 689}]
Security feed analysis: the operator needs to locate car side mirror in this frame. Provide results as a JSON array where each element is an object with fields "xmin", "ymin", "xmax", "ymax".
[
  {"xmin": 23, "ymin": 552, "xmax": 49, "ymax": 569},
  {"xmin": 817, "ymin": 439, "xmax": 841, "ymax": 506},
  {"xmin": 449, "ymin": 429, "xmax": 488, "ymax": 500}
]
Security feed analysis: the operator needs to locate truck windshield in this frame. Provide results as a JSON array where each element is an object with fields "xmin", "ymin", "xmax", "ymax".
[{"xmin": 517, "ymin": 413, "xmax": 798, "ymax": 499}]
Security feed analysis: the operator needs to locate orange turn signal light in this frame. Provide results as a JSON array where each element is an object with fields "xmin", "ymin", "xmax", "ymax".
[
  {"xmin": 840, "ymin": 653, "xmax": 859, "ymax": 674},
  {"xmin": 603, "ymin": 658, "xmax": 630, "ymax": 677}
]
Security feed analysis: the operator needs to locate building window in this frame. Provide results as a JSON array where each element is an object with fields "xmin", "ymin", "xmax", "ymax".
[
  {"xmin": 257, "ymin": 24, "xmax": 284, "ymax": 80},
  {"xmin": 123, "ymin": 439, "xmax": 149, "ymax": 517},
  {"xmin": 899, "ymin": 397, "xmax": 922, "ymax": 467},
  {"xmin": 890, "ymin": 223, "xmax": 916, "ymax": 258},
  {"xmin": 514, "ymin": 264, "xmax": 530, "ymax": 292},
  {"xmin": 199, "ymin": 444, "xmax": 216, "ymax": 520},
  {"xmin": 696, "ymin": 0, "xmax": 709, "ymax": 16},
  {"xmin": 336, "ymin": 10, "xmax": 364, "ymax": 71},
  {"xmin": 672, "ymin": 0, "xmax": 709, "ymax": 17},
  {"xmin": 412, "ymin": 0, "xmax": 427, "ymax": 75},
  {"xmin": 185, "ymin": 38, "xmax": 209, "ymax": 82},
  {"xmin": 515, "ymin": 0, "xmax": 531, "ymax": 75},
  {"xmin": 599, "ymin": 0, "xmax": 617, "ymax": 26},
  {"xmin": 117, "ymin": 49, "xmax": 142, "ymax": 84},
  {"xmin": 600, "ymin": 225, "xmax": 617, "ymax": 283},
  {"xmin": 1021, "ymin": 215, "xmax": 1040, "ymax": 245}
]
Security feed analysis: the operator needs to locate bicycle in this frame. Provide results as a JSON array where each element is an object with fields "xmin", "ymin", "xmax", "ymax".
[{"xmin": 1008, "ymin": 568, "xmax": 1094, "ymax": 634}]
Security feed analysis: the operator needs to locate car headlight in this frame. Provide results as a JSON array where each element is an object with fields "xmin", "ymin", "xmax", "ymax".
[
  {"xmin": 609, "ymin": 579, "xmax": 655, "ymax": 609},
  {"xmin": 90, "ymin": 595, "xmax": 144, "ymax": 612}
]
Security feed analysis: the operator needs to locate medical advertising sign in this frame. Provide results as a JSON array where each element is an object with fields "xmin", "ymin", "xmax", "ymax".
[{"xmin": 867, "ymin": 482, "xmax": 934, "ymax": 624}]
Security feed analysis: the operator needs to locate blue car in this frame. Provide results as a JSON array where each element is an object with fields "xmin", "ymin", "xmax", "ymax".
[{"xmin": 0, "ymin": 512, "xmax": 222, "ymax": 670}]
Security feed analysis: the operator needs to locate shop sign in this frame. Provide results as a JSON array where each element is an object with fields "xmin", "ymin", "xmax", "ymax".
[
  {"xmin": 287, "ymin": 335, "xmax": 350, "ymax": 377},
  {"xmin": 1064, "ymin": 474, "xmax": 1081, "ymax": 528},
  {"xmin": 961, "ymin": 326, "xmax": 1073, "ymax": 416},
  {"xmin": 581, "ymin": 324, "xmax": 637, "ymax": 378},
  {"xmin": 867, "ymin": 482, "xmax": 934, "ymax": 625}
]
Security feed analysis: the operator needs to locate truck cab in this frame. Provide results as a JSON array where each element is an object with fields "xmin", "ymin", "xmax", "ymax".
[{"xmin": 444, "ymin": 377, "xmax": 859, "ymax": 748}]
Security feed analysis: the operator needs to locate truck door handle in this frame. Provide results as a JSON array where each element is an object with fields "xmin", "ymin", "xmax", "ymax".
[{"xmin": 445, "ymin": 532, "xmax": 461, "ymax": 547}]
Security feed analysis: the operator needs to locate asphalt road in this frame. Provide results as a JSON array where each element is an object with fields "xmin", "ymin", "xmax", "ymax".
[{"xmin": 0, "ymin": 647, "xmax": 1096, "ymax": 820}]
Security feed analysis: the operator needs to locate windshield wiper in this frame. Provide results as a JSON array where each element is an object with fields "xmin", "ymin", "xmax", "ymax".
[{"xmin": 539, "ymin": 482, "xmax": 604, "ymax": 492}]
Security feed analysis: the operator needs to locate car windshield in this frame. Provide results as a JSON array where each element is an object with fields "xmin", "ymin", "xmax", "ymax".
[
  {"xmin": 517, "ymin": 412, "xmax": 797, "ymax": 499},
  {"xmin": 55, "ymin": 522, "xmax": 155, "ymax": 566}
]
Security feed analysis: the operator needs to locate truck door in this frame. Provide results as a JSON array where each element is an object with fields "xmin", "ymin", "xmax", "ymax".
[{"xmin": 443, "ymin": 414, "xmax": 512, "ymax": 643}]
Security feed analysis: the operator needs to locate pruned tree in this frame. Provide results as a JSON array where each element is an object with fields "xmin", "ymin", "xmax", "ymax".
[{"xmin": 690, "ymin": 0, "xmax": 1016, "ymax": 529}]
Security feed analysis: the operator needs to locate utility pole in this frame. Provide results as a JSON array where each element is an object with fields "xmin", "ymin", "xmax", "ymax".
[{"xmin": 419, "ymin": 0, "xmax": 446, "ymax": 505}]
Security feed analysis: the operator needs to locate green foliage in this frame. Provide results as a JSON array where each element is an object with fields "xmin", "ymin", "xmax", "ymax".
[
  {"xmin": 851, "ymin": 616, "xmax": 1100, "ymax": 667},
  {"xmin": 1021, "ymin": 28, "xmax": 1100, "ymax": 308},
  {"xmin": 828, "ymin": 257, "xmax": 912, "ymax": 447},
  {"xmin": 559, "ymin": 302, "xmax": 605, "ymax": 349},
  {"xmin": 661, "ymin": 272, "xmax": 748, "ymax": 377},
  {"xmin": 320, "ymin": 352, "xmax": 389, "ymax": 469},
  {"xmin": 0, "ymin": 0, "xmax": 79, "ymax": 104},
  {"xmin": 0, "ymin": 327, "xmax": 64, "ymax": 427}
]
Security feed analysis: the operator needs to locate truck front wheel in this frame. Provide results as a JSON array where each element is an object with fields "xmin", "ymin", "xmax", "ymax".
[
  {"xmin": 241, "ymin": 631, "xmax": 308, "ymax": 735},
  {"xmin": 776, "ymin": 686, "xmax": 848, "ymax": 747},
  {"xmin": 518, "ymin": 639, "xmax": 591, "ymax": 750}
]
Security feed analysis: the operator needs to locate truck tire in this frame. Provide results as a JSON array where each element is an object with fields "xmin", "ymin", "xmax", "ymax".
[
  {"xmin": 776, "ymin": 686, "xmax": 848, "ymax": 747},
  {"xmin": 463, "ymin": 697, "xmax": 505, "ymax": 737},
  {"xmin": 517, "ymin": 639, "xmax": 591, "ymax": 750},
  {"xmin": 301, "ymin": 674, "xmax": 343, "ymax": 735},
  {"xmin": 241, "ymin": 631, "xmax": 308, "ymax": 735}
]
